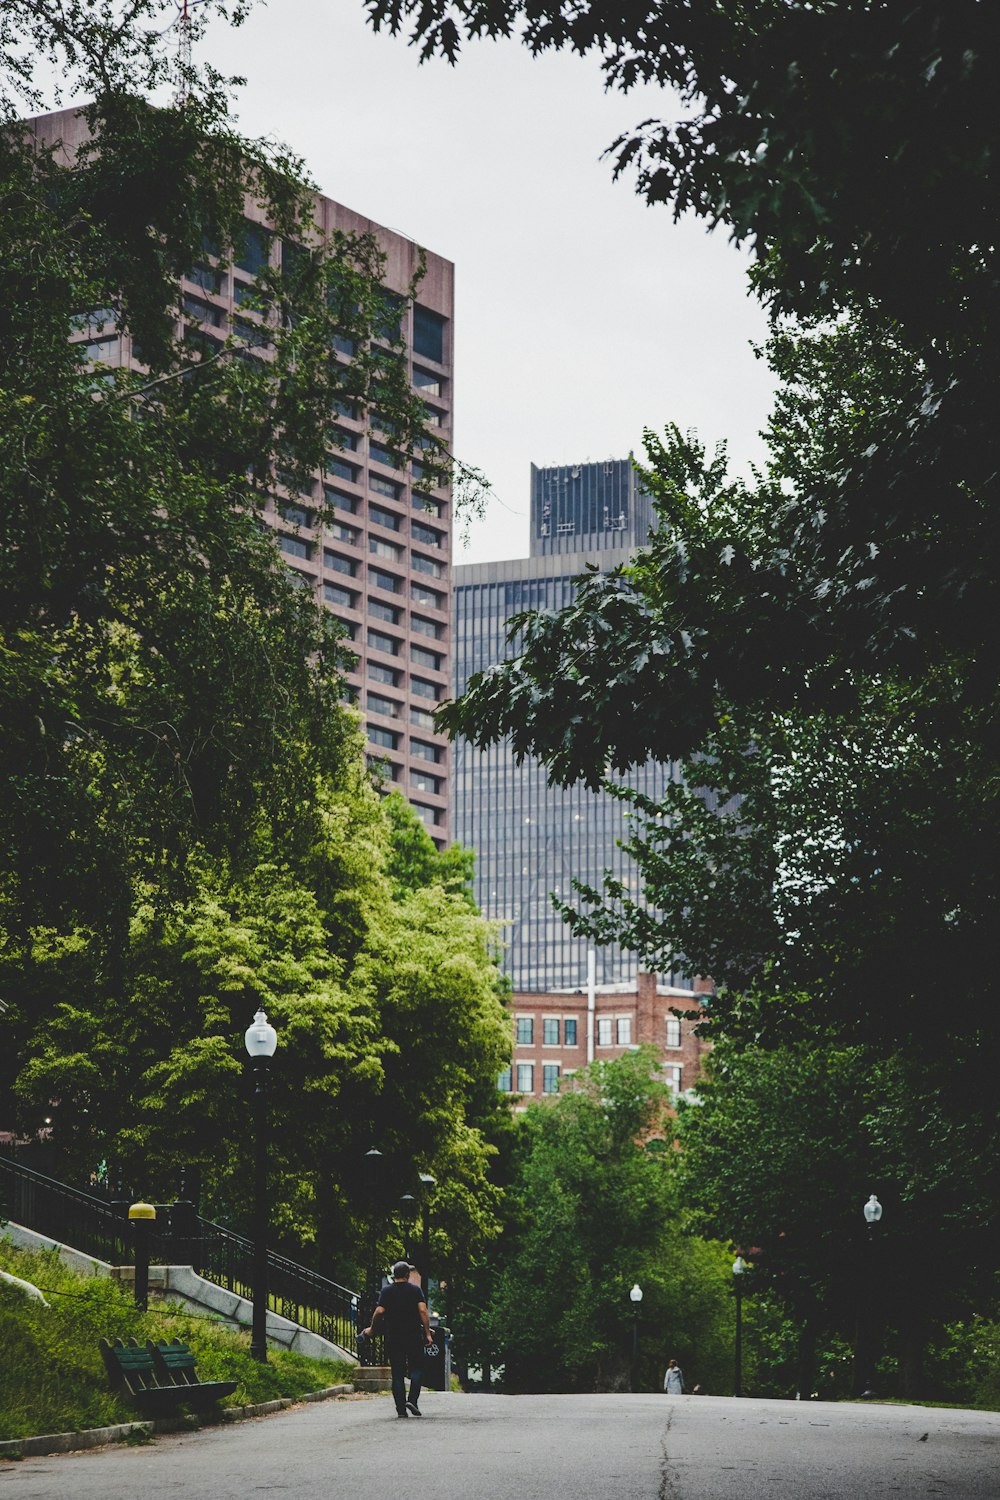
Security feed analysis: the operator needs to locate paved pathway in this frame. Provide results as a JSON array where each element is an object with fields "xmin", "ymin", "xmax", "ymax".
[{"xmin": 2, "ymin": 1392, "xmax": 998, "ymax": 1499}]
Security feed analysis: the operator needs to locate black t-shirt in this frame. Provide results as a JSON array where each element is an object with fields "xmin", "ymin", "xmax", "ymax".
[{"xmin": 377, "ymin": 1280, "xmax": 426, "ymax": 1344}]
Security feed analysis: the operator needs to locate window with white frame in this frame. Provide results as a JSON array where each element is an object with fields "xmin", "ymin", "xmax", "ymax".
[
  {"xmin": 542, "ymin": 1063, "xmax": 560, "ymax": 1095},
  {"xmin": 597, "ymin": 1016, "xmax": 613, "ymax": 1047},
  {"xmin": 516, "ymin": 1063, "xmax": 534, "ymax": 1094},
  {"xmin": 665, "ymin": 1016, "xmax": 682, "ymax": 1049},
  {"xmin": 616, "ymin": 1016, "xmax": 632, "ymax": 1045},
  {"xmin": 663, "ymin": 1064, "xmax": 683, "ymax": 1094}
]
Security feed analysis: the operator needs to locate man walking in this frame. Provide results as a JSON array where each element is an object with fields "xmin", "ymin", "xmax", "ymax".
[{"xmin": 363, "ymin": 1261, "xmax": 435, "ymax": 1417}]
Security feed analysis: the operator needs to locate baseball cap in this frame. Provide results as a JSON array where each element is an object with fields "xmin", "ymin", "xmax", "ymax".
[{"xmin": 391, "ymin": 1261, "xmax": 413, "ymax": 1279}]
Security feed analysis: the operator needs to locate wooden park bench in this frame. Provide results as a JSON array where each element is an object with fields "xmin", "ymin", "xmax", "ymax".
[{"xmin": 99, "ymin": 1337, "xmax": 237, "ymax": 1414}]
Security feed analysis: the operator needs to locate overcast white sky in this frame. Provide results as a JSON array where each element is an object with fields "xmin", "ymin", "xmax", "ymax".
[{"xmin": 52, "ymin": 2, "xmax": 777, "ymax": 564}]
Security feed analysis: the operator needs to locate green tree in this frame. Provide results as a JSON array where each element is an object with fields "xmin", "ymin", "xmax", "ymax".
[
  {"xmin": 472, "ymin": 1052, "xmax": 734, "ymax": 1394},
  {"xmin": 676, "ymin": 1037, "xmax": 1000, "ymax": 1398}
]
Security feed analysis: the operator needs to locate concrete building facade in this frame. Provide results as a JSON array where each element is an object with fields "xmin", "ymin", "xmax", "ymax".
[{"xmin": 29, "ymin": 107, "xmax": 455, "ymax": 846}]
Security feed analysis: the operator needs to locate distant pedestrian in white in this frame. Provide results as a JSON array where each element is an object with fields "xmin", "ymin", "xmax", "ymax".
[{"xmin": 663, "ymin": 1358, "xmax": 684, "ymax": 1394}]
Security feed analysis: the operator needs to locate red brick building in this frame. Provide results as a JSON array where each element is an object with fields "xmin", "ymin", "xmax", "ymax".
[{"xmin": 499, "ymin": 973, "xmax": 713, "ymax": 1106}]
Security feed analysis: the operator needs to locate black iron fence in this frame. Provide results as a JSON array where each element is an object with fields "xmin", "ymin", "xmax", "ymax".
[{"xmin": 0, "ymin": 1155, "xmax": 361, "ymax": 1358}]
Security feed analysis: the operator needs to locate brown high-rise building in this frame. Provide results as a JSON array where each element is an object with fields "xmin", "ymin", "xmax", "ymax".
[{"xmin": 29, "ymin": 107, "xmax": 454, "ymax": 848}]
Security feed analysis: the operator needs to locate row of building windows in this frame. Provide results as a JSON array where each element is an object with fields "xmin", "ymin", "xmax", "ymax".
[
  {"xmin": 324, "ymin": 487, "xmax": 445, "ymax": 524},
  {"xmin": 498, "ymin": 1064, "xmax": 562, "ymax": 1095},
  {"xmin": 514, "ymin": 1014, "xmax": 685, "ymax": 1048},
  {"xmin": 366, "ymin": 723, "xmax": 446, "ymax": 762},
  {"xmin": 498, "ymin": 1061, "xmax": 685, "ymax": 1097}
]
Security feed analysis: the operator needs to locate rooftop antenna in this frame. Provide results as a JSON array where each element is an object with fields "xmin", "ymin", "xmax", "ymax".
[{"xmin": 173, "ymin": 0, "xmax": 208, "ymax": 104}]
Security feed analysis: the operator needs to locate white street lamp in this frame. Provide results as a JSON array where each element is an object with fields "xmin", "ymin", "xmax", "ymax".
[
  {"xmin": 244, "ymin": 1007, "xmax": 278, "ymax": 1361},
  {"xmin": 863, "ymin": 1194, "xmax": 883, "ymax": 1225}
]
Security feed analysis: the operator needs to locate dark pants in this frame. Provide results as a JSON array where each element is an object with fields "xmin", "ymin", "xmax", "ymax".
[{"xmin": 387, "ymin": 1340, "xmax": 424, "ymax": 1413}]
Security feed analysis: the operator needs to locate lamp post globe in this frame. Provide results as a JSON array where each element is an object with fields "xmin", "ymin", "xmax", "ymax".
[
  {"xmin": 863, "ymin": 1194, "xmax": 883, "ymax": 1225},
  {"xmin": 245, "ymin": 1007, "xmax": 278, "ymax": 1363}
]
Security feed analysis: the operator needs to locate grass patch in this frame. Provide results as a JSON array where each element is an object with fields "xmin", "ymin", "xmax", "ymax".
[{"xmin": 0, "ymin": 1238, "xmax": 354, "ymax": 1442}]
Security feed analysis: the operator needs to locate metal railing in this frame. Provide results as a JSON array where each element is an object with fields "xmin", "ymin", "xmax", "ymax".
[{"xmin": 0, "ymin": 1155, "xmax": 361, "ymax": 1357}]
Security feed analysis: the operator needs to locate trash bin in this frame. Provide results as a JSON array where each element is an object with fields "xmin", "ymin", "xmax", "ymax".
[{"xmin": 422, "ymin": 1323, "xmax": 451, "ymax": 1390}]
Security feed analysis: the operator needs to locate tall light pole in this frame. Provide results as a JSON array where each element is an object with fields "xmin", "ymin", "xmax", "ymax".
[
  {"xmin": 732, "ymin": 1255, "xmax": 746, "ymax": 1397},
  {"xmin": 244, "ymin": 1007, "xmax": 277, "ymax": 1363},
  {"xmin": 418, "ymin": 1172, "xmax": 436, "ymax": 1299},
  {"xmin": 399, "ymin": 1192, "xmax": 418, "ymax": 1264},
  {"xmin": 629, "ymin": 1282, "xmax": 643, "ymax": 1385},
  {"xmin": 858, "ymin": 1194, "xmax": 883, "ymax": 1398}
]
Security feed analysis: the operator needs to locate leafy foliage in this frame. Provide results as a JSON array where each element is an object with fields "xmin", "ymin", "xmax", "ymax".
[
  {"xmin": 1, "ymin": 37, "xmax": 507, "ymax": 1280},
  {"xmin": 470, "ymin": 1053, "xmax": 735, "ymax": 1394}
]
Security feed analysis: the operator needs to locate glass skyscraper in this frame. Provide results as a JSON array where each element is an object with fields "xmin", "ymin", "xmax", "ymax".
[{"xmin": 453, "ymin": 460, "xmax": 676, "ymax": 992}]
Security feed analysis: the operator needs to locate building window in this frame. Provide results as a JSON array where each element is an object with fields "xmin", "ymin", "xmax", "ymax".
[
  {"xmin": 411, "ymin": 645, "xmax": 442, "ymax": 672},
  {"xmin": 368, "ymin": 662, "xmax": 400, "ymax": 687},
  {"xmin": 370, "ymin": 442, "xmax": 402, "ymax": 470},
  {"xmin": 326, "ymin": 457, "xmax": 358, "ymax": 484},
  {"xmin": 367, "ymin": 725, "xmax": 399, "ymax": 751},
  {"xmin": 411, "ymin": 615, "xmax": 442, "ymax": 639},
  {"xmin": 516, "ymin": 1016, "xmax": 533, "ymax": 1046},
  {"xmin": 597, "ymin": 1017, "xmax": 613, "ymax": 1047},
  {"xmin": 497, "ymin": 1067, "xmax": 513, "ymax": 1093},
  {"xmin": 616, "ymin": 1017, "xmax": 632, "ymax": 1046},
  {"xmin": 278, "ymin": 534, "xmax": 310, "ymax": 560},
  {"xmin": 369, "ymin": 474, "xmax": 401, "ymax": 500},
  {"xmin": 324, "ymin": 551, "xmax": 355, "ymax": 576},
  {"xmin": 411, "ymin": 706, "xmax": 436, "ymax": 730},
  {"xmin": 411, "ymin": 739, "xmax": 441, "ymax": 764},
  {"xmin": 329, "ymin": 426, "xmax": 358, "ymax": 452},
  {"xmin": 412, "ymin": 802, "xmax": 441, "ymax": 826},
  {"xmin": 563, "ymin": 1018, "xmax": 578, "ymax": 1047},
  {"xmin": 412, "ymin": 583, "xmax": 444, "ymax": 608},
  {"xmin": 369, "ymin": 504, "xmax": 401, "ymax": 531},
  {"xmin": 411, "ymin": 677, "xmax": 439, "ymax": 701},
  {"xmin": 413, "ymin": 304, "xmax": 445, "ymax": 364},
  {"xmin": 370, "ymin": 538, "xmax": 402, "ymax": 563},
  {"xmin": 235, "ymin": 220, "xmax": 270, "ymax": 276},
  {"xmin": 280, "ymin": 502, "xmax": 312, "ymax": 528},
  {"xmin": 516, "ymin": 1063, "xmax": 534, "ymax": 1094},
  {"xmin": 411, "ymin": 770, "xmax": 441, "ymax": 795},
  {"xmin": 369, "ymin": 566, "xmax": 402, "ymax": 593},
  {"xmin": 542, "ymin": 1064, "xmax": 560, "ymax": 1095},
  {"xmin": 663, "ymin": 1064, "xmax": 683, "ymax": 1095},
  {"xmin": 665, "ymin": 1017, "xmax": 682, "ymax": 1049},
  {"xmin": 367, "ymin": 628, "xmax": 400, "ymax": 655},
  {"xmin": 412, "ymin": 521, "xmax": 444, "ymax": 548},
  {"xmin": 412, "ymin": 553, "xmax": 444, "ymax": 578},
  {"xmin": 368, "ymin": 599, "xmax": 400, "ymax": 625},
  {"xmin": 367, "ymin": 692, "xmax": 400, "ymax": 719},
  {"xmin": 323, "ymin": 486, "xmax": 357, "ymax": 513},
  {"xmin": 412, "ymin": 366, "xmax": 443, "ymax": 397},
  {"xmin": 412, "ymin": 490, "xmax": 443, "ymax": 517},
  {"xmin": 323, "ymin": 583, "xmax": 356, "ymax": 608},
  {"xmin": 543, "ymin": 1018, "xmax": 560, "ymax": 1046}
]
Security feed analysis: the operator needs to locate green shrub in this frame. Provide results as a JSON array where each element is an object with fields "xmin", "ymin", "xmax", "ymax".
[{"xmin": 0, "ymin": 1238, "xmax": 353, "ymax": 1441}]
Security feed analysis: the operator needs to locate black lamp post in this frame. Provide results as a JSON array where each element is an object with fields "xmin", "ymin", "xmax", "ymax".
[
  {"xmin": 732, "ymin": 1255, "xmax": 746, "ymax": 1397},
  {"xmin": 418, "ymin": 1172, "xmax": 436, "ymax": 1299},
  {"xmin": 858, "ymin": 1193, "xmax": 883, "ymax": 1398},
  {"xmin": 399, "ymin": 1193, "xmax": 418, "ymax": 1264},
  {"xmin": 629, "ymin": 1282, "xmax": 643, "ymax": 1384},
  {"xmin": 244, "ymin": 1007, "xmax": 278, "ymax": 1363},
  {"xmin": 364, "ymin": 1147, "xmax": 383, "ymax": 1299}
]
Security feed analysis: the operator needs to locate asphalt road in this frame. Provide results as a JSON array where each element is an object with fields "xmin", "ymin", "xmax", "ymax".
[{"xmin": 3, "ymin": 1392, "xmax": 999, "ymax": 1500}]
